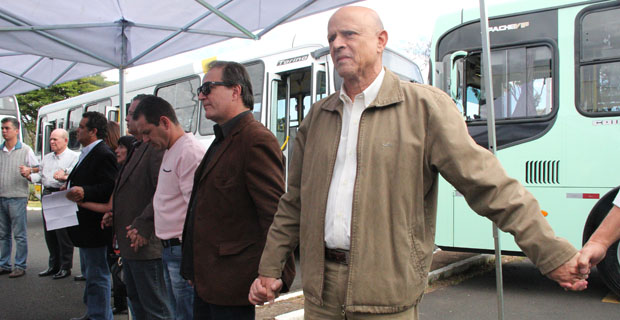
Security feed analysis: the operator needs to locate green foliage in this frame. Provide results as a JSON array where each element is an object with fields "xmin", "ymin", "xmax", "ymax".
[{"xmin": 16, "ymin": 75, "xmax": 116, "ymax": 144}]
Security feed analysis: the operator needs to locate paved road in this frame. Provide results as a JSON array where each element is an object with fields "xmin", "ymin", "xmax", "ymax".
[
  {"xmin": 419, "ymin": 258, "xmax": 619, "ymax": 320},
  {"xmin": 0, "ymin": 208, "xmax": 130, "ymax": 320},
  {"xmin": 0, "ymin": 208, "xmax": 303, "ymax": 320}
]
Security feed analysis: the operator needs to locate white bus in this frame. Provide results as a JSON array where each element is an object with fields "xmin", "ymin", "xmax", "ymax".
[
  {"xmin": 0, "ymin": 95, "xmax": 24, "ymax": 144},
  {"xmin": 36, "ymin": 45, "xmax": 423, "ymax": 176}
]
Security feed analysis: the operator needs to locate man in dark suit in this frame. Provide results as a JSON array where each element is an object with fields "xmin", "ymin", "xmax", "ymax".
[
  {"xmin": 180, "ymin": 60, "xmax": 295, "ymax": 319},
  {"xmin": 66, "ymin": 111, "xmax": 118, "ymax": 320},
  {"xmin": 102, "ymin": 94, "xmax": 173, "ymax": 319}
]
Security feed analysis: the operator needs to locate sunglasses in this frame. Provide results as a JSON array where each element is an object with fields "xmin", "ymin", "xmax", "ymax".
[{"xmin": 197, "ymin": 81, "xmax": 232, "ymax": 96}]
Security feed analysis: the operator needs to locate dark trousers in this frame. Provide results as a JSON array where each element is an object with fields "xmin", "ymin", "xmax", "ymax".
[
  {"xmin": 41, "ymin": 189, "xmax": 74, "ymax": 270},
  {"xmin": 193, "ymin": 290, "xmax": 254, "ymax": 320}
]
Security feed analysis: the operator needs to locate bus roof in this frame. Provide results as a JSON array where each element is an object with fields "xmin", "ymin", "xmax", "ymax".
[{"xmin": 432, "ymin": 0, "xmax": 611, "ymax": 41}]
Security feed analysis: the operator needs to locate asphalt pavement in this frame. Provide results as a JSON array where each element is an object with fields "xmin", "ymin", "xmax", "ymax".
[
  {"xmin": 419, "ymin": 258, "xmax": 619, "ymax": 320},
  {"xmin": 0, "ymin": 208, "xmax": 128, "ymax": 320}
]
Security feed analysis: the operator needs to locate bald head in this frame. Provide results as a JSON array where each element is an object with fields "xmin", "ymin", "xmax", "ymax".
[
  {"xmin": 50, "ymin": 128, "xmax": 69, "ymax": 154},
  {"xmin": 329, "ymin": 6, "xmax": 384, "ymax": 33},
  {"xmin": 327, "ymin": 6, "xmax": 388, "ymax": 97}
]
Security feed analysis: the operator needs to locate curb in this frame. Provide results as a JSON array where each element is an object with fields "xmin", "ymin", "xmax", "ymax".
[
  {"xmin": 427, "ymin": 254, "xmax": 494, "ymax": 284},
  {"xmin": 273, "ymin": 254, "xmax": 493, "ymax": 319}
]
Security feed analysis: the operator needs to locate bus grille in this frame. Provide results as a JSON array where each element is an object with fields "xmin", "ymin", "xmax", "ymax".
[{"xmin": 525, "ymin": 160, "xmax": 559, "ymax": 184}]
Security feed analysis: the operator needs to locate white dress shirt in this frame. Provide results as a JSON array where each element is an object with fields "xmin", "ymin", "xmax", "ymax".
[
  {"xmin": 324, "ymin": 68, "xmax": 385, "ymax": 250},
  {"xmin": 68, "ymin": 139, "xmax": 102, "ymax": 188},
  {"xmin": 30, "ymin": 148, "xmax": 79, "ymax": 188}
]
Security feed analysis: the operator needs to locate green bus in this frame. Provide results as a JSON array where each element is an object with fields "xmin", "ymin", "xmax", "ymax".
[{"xmin": 430, "ymin": 0, "xmax": 620, "ymax": 295}]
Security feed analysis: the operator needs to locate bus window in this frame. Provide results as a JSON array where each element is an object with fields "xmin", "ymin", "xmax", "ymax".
[
  {"xmin": 244, "ymin": 61, "xmax": 265, "ymax": 121},
  {"xmin": 108, "ymin": 110, "xmax": 119, "ymax": 122},
  {"xmin": 316, "ymin": 70, "xmax": 327, "ymax": 101},
  {"xmin": 67, "ymin": 106, "xmax": 82, "ymax": 150},
  {"xmin": 578, "ymin": 6, "xmax": 620, "ymax": 114},
  {"xmin": 460, "ymin": 46, "xmax": 553, "ymax": 121},
  {"xmin": 198, "ymin": 108, "xmax": 216, "ymax": 136},
  {"xmin": 85, "ymin": 99, "xmax": 111, "ymax": 114},
  {"xmin": 156, "ymin": 76, "xmax": 201, "ymax": 133},
  {"xmin": 271, "ymin": 79, "xmax": 288, "ymax": 146}
]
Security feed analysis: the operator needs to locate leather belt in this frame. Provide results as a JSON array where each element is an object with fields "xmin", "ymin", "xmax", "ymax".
[
  {"xmin": 161, "ymin": 238, "xmax": 181, "ymax": 248},
  {"xmin": 43, "ymin": 187, "xmax": 61, "ymax": 195},
  {"xmin": 325, "ymin": 248, "xmax": 349, "ymax": 265}
]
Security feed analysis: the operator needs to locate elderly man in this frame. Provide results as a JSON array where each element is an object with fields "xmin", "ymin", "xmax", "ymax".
[
  {"xmin": 23, "ymin": 128, "xmax": 78, "ymax": 280},
  {"xmin": 66, "ymin": 111, "xmax": 118, "ymax": 320},
  {"xmin": 0, "ymin": 117, "xmax": 38, "ymax": 278},
  {"xmin": 250, "ymin": 6, "xmax": 587, "ymax": 319},
  {"xmin": 180, "ymin": 61, "xmax": 295, "ymax": 319},
  {"xmin": 133, "ymin": 96, "xmax": 206, "ymax": 320}
]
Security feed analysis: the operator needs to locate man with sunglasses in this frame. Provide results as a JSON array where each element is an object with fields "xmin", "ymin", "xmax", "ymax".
[
  {"xmin": 133, "ymin": 96, "xmax": 206, "ymax": 320},
  {"xmin": 180, "ymin": 60, "xmax": 295, "ymax": 319}
]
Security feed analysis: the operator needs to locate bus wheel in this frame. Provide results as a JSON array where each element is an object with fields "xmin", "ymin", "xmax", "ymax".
[{"xmin": 582, "ymin": 186, "xmax": 620, "ymax": 297}]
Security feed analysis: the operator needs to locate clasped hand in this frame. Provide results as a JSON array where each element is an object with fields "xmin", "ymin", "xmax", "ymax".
[{"xmin": 248, "ymin": 276, "xmax": 284, "ymax": 305}]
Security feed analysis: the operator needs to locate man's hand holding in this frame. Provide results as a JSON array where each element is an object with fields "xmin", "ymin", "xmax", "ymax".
[
  {"xmin": 19, "ymin": 165, "xmax": 31, "ymax": 178},
  {"xmin": 546, "ymin": 252, "xmax": 588, "ymax": 291},
  {"xmin": 126, "ymin": 226, "xmax": 148, "ymax": 252},
  {"xmin": 101, "ymin": 212, "xmax": 113, "ymax": 229},
  {"xmin": 249, "ymin": 275, "xmax": 283, "ymax": 305},
  {"xmin": 66, "ymin": 186, "xmax": 84, "ymax": 202},
  {"xmin": 53, "ymin": 169, "xmax": 68, "ymax": 181},
  {"xmin": 578, "ymin": 241, "xmax": 607, "ymax": 275}
]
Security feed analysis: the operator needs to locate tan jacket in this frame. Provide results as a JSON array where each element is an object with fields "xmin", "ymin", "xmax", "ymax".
[{"xmin": 258, "ymin": 69, "xmax": 577, "ymax": 313}]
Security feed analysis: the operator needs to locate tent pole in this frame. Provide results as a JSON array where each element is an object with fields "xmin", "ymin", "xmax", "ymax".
[
  {"xmin": 119, "ymin": 68, "xmax": 126, "ymax": 134},
  {"xmin": 478, "ymin": 0, "xmax": 504, "ymax": 319},
  {"xmin": 119, "ymin": 18, "xmax": 128, "ymax": 135}
]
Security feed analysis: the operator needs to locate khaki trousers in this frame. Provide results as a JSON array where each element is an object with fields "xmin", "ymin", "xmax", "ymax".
[{"xmin": 304, "ymin": 260, "xmax": 419, "ymax": 320}]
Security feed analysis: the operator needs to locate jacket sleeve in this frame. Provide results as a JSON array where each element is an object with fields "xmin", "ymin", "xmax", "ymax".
[
  {"xmin": 131, "ymin": 146, "xmax": 164, "ymax": 239},
  {"xmin": 258, "ymin": 106, "xmax": 312, "ymax": 280},
  {"xmin": 424, "ymin": 88, "xmax": 576, "ymax": 275}
]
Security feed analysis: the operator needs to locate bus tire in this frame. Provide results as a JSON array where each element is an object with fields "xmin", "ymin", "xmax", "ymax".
[{"xmin": 582, "ymin": 186, "xmax": 620, "ymax": 297}]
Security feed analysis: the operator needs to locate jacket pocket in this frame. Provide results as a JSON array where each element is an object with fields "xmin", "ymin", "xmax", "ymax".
[{"xmin": 217, "ymin": 239, "xmax": 256, "ymax": 256}]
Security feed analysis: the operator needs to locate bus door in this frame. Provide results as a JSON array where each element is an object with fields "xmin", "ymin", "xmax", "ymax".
[{"xmin": 268, "ymin": 67, "xmax": 313, "ymax": 180}]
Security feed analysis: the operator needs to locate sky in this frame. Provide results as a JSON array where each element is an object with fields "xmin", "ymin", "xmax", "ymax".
[{"xmin": 102, "ymin": 0, "xmax": 513, "ymax": 82}]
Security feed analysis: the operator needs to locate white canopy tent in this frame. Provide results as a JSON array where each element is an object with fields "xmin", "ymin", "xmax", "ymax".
[{"xmin": 0, "ymin": 0, "xmax": 358, "ymax": 96}]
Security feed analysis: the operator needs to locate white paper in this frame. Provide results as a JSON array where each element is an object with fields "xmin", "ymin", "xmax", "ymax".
[{"xmin": 41, "ymin": 190, "xmax": 79, "ymax": 231}]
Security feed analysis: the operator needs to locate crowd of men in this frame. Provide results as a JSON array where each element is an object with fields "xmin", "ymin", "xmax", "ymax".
[{"xmin": 0, "ymin": 5, "xmax": 614, "ymax": 320}]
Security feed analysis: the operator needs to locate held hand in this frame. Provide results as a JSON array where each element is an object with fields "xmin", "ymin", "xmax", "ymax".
[
  {"xmin": 19, "ymin": 165, "xmax": 31, "ymax": 177},
  {"xmin": 66, "ymin": 186, "xmax": 84, "ymax": 202},
  {"xmin": 53, "ymin": 169, "xmax": 68, "ymax": 181},
  {"xmin": 578, "ymin": 241, "xmax": 607, "ymax": 275},
  {"xmin": 546, "ymin": 252, "xmax": 588, "ymax": 291},
  {"xmin": 101, "ymin": 212, "xmax": 113, "ymax": 229},
  {"xmin": 126, "ymin": 226, "xmax": 147, "ymax": 252},
  {"xmin": 248, "ymin": 276, "xmax": 283, "ymax": 305}
]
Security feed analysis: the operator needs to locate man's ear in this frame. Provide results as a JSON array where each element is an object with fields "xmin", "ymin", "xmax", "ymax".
[
  {"xmin": 159, "ymin": 116, "xmax": 171, "ymax": 129},
  {"xmin": 232, "ymin": 84, "xmax": 242, "ymax": 101}
]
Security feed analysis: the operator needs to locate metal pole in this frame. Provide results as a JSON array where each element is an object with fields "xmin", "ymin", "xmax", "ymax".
[
  {"xmin": 478, "ymin": 0, "xmax": 504, "ymax": 319},
  {"xmin": 119, "ymin": 21, "xmax": 127, "ymax": 135},
  {"xmin": 119, "ymin": 68, "xmax": 126, "ymax": 134}
]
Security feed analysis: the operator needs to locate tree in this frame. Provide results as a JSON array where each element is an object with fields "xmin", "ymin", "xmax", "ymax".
[
  {"xmin": 401, "ymin": 37, "xmax": 431, "ymax": 82},
  {"xmin": 16, "ymin": 75, "xmax": 116, "ymax": 144}
]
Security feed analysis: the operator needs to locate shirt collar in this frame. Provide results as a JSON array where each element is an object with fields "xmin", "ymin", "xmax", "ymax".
[
  {"xmin": 339, "ymin": 67, "xmax": 386, "ymax": 108},
  {"xmin": 213, "ymin": 110, "xmax": 251, "ymax": 141},
  {"xmin": 1, "ymin": 140, "xmax": 23, "ymax": 152},
  {"xmin": 81, "ymin": 139, "xmax": 102, "ymax": 155}
]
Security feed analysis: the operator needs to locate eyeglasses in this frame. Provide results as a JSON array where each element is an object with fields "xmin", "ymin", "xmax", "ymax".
[{"xmin": 197, "ymin": 81, "xmax": 232, "ymax": 96}]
